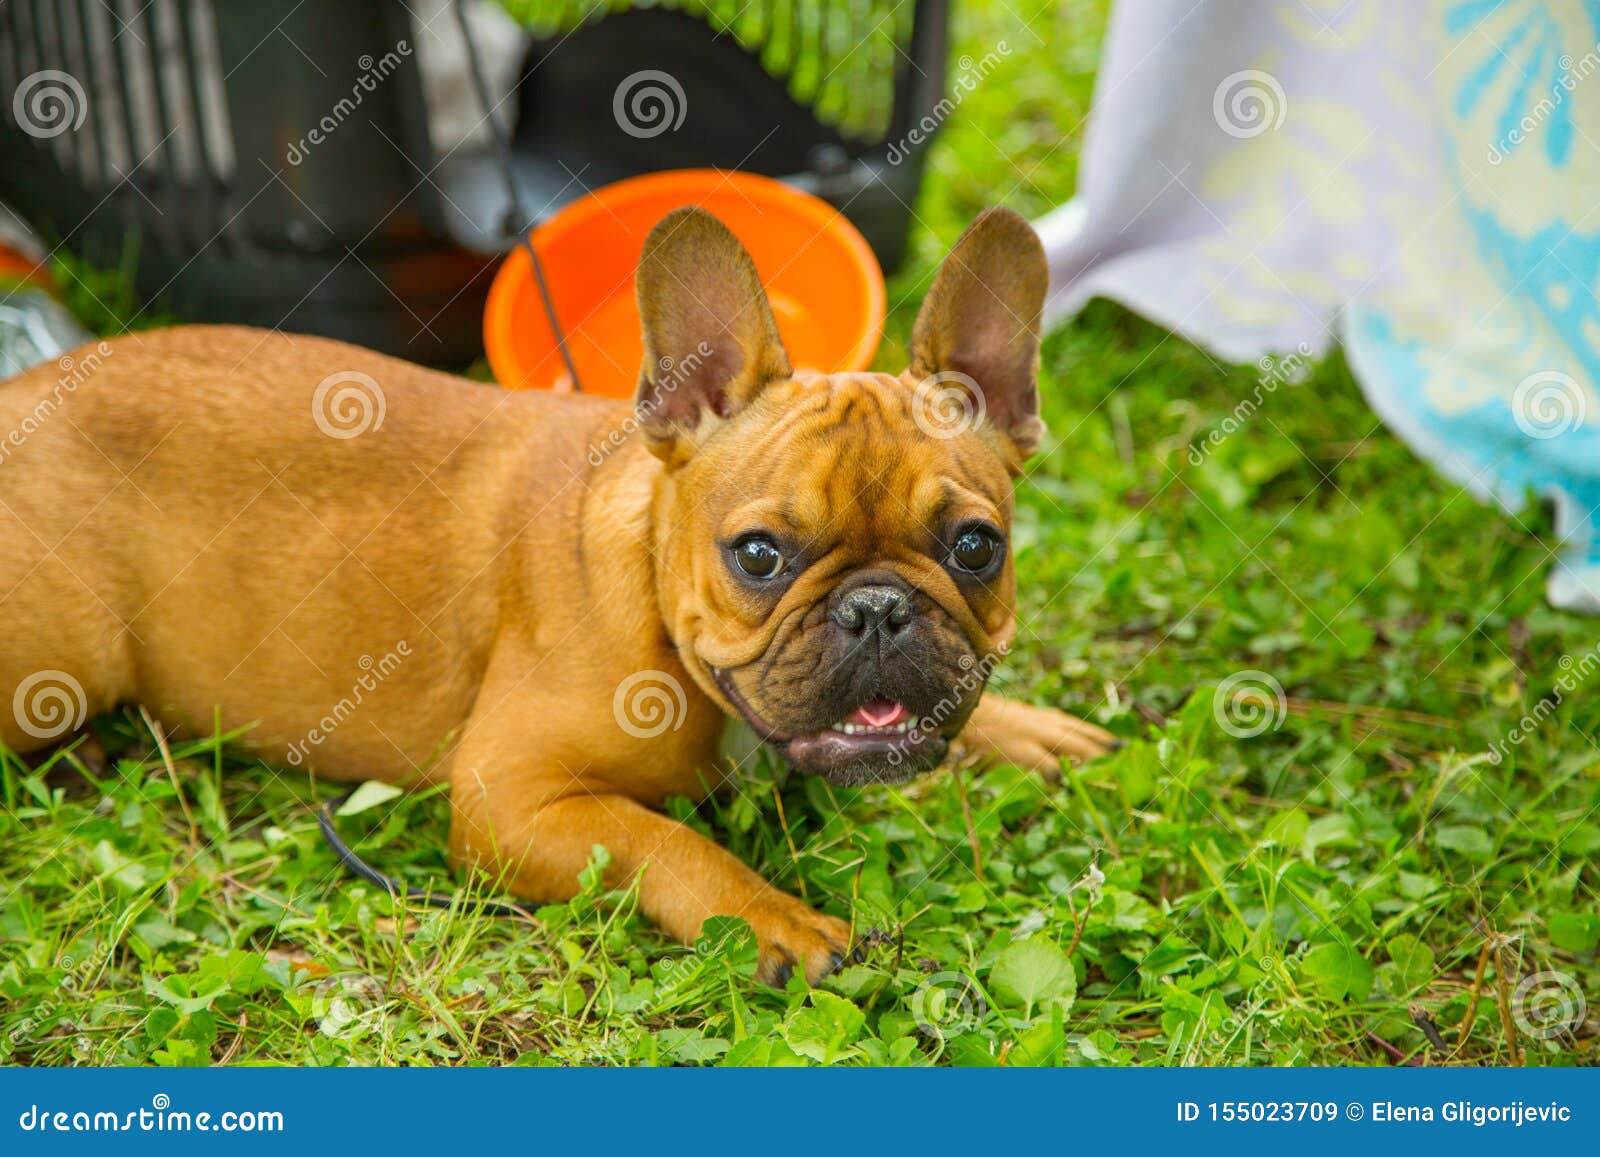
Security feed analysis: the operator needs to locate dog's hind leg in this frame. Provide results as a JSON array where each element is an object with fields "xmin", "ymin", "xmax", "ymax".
[{"xmin": 0, "ymin": 530, "xmax": 133, "ymax": 756}]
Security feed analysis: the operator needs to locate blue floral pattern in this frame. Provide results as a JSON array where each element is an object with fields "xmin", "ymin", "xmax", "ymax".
[{"xmin": 1346, "ymin": 0, "xmax": 1600, "ymax": 609}]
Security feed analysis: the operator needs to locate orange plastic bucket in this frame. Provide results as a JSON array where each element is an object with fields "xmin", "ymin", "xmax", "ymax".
[{"xmin": 483, "ymin": 170, "xmax": 885, "ymax": 396}]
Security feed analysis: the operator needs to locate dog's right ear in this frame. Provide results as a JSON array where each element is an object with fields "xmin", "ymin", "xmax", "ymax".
[
  {"xmin": 633, "ymin": 207, "xmax": 791, "ymax": 463},
  {"xmin": 908, "ymin": 207, "xmax": 1049, "ymax": 461}
]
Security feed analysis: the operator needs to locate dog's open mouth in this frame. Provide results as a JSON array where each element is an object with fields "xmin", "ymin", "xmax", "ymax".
[{"xmin": 710, "ymin": 670, "xmax": 949, "ymax": 785}]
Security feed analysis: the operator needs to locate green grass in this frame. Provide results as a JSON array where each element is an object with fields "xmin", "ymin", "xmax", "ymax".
[{"xmin": 3, "ymin": 0, "xmax": 1597, "ymax": 1067}]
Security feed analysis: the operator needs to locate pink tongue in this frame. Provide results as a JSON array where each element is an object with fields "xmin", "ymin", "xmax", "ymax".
[{"xmin": 849, "ymin": 698, "xmax": 909, "ymax": 728}]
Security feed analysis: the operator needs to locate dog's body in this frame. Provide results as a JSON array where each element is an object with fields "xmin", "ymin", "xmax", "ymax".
[
  {"xmin": 1, "ymin": 325, "xmax": 723, "ymax": 799},
  {"xmin": 0, "ymin": 208, "xmax": 1110, "ymax": 982}
]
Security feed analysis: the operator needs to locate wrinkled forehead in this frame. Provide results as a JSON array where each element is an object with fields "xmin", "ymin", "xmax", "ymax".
[{"xmin": 695, "ymin": 373, "xmax": 1013, "ymax": 544}]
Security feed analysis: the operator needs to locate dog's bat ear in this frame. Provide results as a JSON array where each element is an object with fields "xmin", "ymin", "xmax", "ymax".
[
  {"xmin": 908, "ymin": 207, "xmax": 1048, "ymax": 459},
  {"xmin": 633, "ymin": 207, "xmax": 791, "ymax": 461}
]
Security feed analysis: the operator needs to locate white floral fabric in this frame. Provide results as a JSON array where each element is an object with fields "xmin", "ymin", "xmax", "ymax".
[{"xmin": 1040, "ymin": 0, "xmax": 1600, "ymax": 612}]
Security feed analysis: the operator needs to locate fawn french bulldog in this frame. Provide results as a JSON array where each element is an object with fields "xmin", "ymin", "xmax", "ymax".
[{"xmin": 0, "ymin": 206, "xmax": 1111, "ymax": 983}]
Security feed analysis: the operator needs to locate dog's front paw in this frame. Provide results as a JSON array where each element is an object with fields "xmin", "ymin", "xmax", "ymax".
[
  {"xmin": 744, "ymin": 892, "xmax": 856, "ymax": 987},
  {"xmin": 959, "ymin": 695, "xmax": 1117, "ymax": 778}
]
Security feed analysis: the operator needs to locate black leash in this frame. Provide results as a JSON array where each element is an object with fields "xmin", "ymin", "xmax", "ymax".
[
  {"xmin": 451, "ymin": 0, "xmax": 584, "ymax": 393},
  {"xmin": 317, "ymin": 789, "xmax": 539, "ymax": 919}
]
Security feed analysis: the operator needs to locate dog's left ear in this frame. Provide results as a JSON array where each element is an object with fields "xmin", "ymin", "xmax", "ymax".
[
  {"xmin": 633, "ymin": 207, "xmax": 791, "ymax": 462},
  {"xmin": 909, "ymin": 207, "xmax": 1049, "ymax": 458}
]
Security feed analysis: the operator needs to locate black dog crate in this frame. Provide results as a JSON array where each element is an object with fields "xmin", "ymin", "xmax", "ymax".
[{"xmin": 0, "ymin": 0, "xmax": 948, "ymax": 366}]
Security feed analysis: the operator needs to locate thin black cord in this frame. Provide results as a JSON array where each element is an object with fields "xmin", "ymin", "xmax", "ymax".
[
  {"xmin": 451, "ymin": 0, "xmax": 584, "ymax": 392},
  {"xmin": 318, "ymin": 790, "xmax": 538, "ymax": 919}
]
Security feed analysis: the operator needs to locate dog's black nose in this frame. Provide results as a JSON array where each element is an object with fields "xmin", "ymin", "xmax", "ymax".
[{"xmin": 831, "ymin": 584, "xmax": 914, "ymax": 636}]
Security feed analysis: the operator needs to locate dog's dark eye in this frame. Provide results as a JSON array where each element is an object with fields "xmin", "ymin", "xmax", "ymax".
[
  {"xmin": 731, "ymin": 534, "xmax": 785, "ymax": 580},
  {"xmin": 949, "ymin": 526, "xmax": 1003, "ymax": 575}
]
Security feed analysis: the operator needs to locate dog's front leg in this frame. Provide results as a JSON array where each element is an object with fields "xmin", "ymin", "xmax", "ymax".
[
  {"xmin": 449, "ymin": 761, "xmax": 853, "ymax": 986},
  {"xmin": 956, "ymin": 693, "xmax": 1116, "ymax": 777}
]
